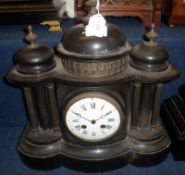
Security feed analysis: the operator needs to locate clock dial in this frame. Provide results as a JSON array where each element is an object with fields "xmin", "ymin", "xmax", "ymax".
[{"xmin": 65, "ymin": 93, "xmax": 122, "ymax": 142}]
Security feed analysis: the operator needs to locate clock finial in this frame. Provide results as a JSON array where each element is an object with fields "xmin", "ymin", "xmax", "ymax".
[
  {"xmin": 145, "ymin": 23, "xmax": 158, "ymax": 45},
  {"xmin": 24, "ymin": 25, "xmax": 38, "ymax": 46}
]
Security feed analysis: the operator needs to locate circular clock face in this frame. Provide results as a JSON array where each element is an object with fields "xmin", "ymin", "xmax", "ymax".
[{"xmin": 65, "ymin": 92, "xmax": 122, "ymax": 142}]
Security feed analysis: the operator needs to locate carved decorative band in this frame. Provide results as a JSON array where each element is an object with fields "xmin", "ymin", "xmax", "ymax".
[{"xmin": 62, "ymin": 57, "xmax": 126, "ymax": 77}]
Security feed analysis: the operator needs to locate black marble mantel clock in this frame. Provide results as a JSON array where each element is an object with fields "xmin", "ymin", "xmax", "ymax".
[{"xmin": 7, "ymin": 23, "xmax": 179, "ymax": 167}]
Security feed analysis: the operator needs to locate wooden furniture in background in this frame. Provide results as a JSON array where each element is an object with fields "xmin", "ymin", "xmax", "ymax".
[
  {"xmin": 0, "ymin": 0, "xmax": 57, "ymax": 24},
  {"xmin": 0, "ymin": 0, "xmax": 55, "ymax": 13},
  {"xmin": 76, "ymin": 0, "xmax": 162, "ymax": 27},
  {"xmin": 162, "ymin": 0, "xmax": 185, "ymax": 27}
]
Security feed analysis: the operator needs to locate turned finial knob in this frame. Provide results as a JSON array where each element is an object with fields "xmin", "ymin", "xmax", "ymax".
[
  {"xmin": 145, "ymin": 23, "xmax": 158, "ymax": 44},
  {"xmin": 24, "ymin": 25, "xmax": 38, "ymax": 45}
]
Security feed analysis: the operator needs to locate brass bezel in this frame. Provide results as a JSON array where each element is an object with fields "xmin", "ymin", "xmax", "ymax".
[{"xmin": 64, "ymin": 91, "xmax": 124, "ymax": 143}]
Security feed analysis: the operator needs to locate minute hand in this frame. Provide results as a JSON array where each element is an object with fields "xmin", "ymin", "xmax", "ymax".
[
  {"xmin": 95, "ymin": 111, "xmax": 113, "ymax": 121},
  {"xmin": 72, "ymin": 111, "xmax": 91, "ymax": 122}
]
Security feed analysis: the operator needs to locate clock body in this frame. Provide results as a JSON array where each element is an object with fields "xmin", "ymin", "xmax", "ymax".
[
  {"xmin": 6, "ymin": 23, "xmax": 180, "ymax": 166},
  {"xmin": 58, "ymin": 84, "xmax": 128, "ymax": 145}
]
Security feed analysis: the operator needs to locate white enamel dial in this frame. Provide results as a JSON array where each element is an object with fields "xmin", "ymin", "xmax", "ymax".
[{"xmin": 65, "ymin": 93, "xmax": 122, "ymax": 142}]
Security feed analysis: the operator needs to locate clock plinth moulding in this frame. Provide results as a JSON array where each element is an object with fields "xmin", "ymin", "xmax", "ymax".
[{"xmin": 7, "ymin": 22, "xmax": 179, "ymax": 167}]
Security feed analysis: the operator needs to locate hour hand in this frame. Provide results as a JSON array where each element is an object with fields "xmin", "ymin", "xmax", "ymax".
[{"xmin": 71, "ymin": 111, "xmax": 91, "ymax": 122}]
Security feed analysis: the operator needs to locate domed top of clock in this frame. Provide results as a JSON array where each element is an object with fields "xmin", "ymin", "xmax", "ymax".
[
  {"xmin": 57, "ymin": 23, "xmax": 131, "ymax": 60},
  {"xmin": 57, "ymin": 3, "xmax": 131, "ymax": 77},
  {"xmin": 14, "ymin": 25, "xmax": 55, "ymax": 75},
  {"xmin": 130, "ymin": 24, "xmax": 169, "ymax": 71}
]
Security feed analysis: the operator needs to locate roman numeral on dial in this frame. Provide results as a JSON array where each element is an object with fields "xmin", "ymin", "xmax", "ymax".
[
  {"xmin": 82, "ymin": 130, "xmax": 87, "ymax": 135},
  {"xmin": 90, "ymin": 102, "xmax": 95, "ymax": 109},
  {"xmin": 101, "ymin": 105, "xmax": 105, "ymax": 111},
  {"xmin": 106, "ymin": 125, "xmax": 112, "ymax": 129},
  {"xmin": 73, "ymin": 119, "xmax": 79, "ymax": 122},
  {"xmin": 75, "ymin": 125, "xmax": 81, "ymax": 130},
  {"xmin": 105, "ymin": 111, "xmax": 112, "ymax": 116},
  {"xmin": 81, "ymin": 105, "xmax": 87, "ymax": 111},
  {"xmin": 108, "ymin": 118, "xmax": 114, "ymax": 122}
]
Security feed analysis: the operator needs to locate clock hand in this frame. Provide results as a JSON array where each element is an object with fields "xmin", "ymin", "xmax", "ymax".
[
  {"xmin": 95, "ymin": 111, "xmax": 113, "ymax": 121},
  {"xmin": 71, "ymin": 111, "xmax": 91, "ymax": 122}
]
